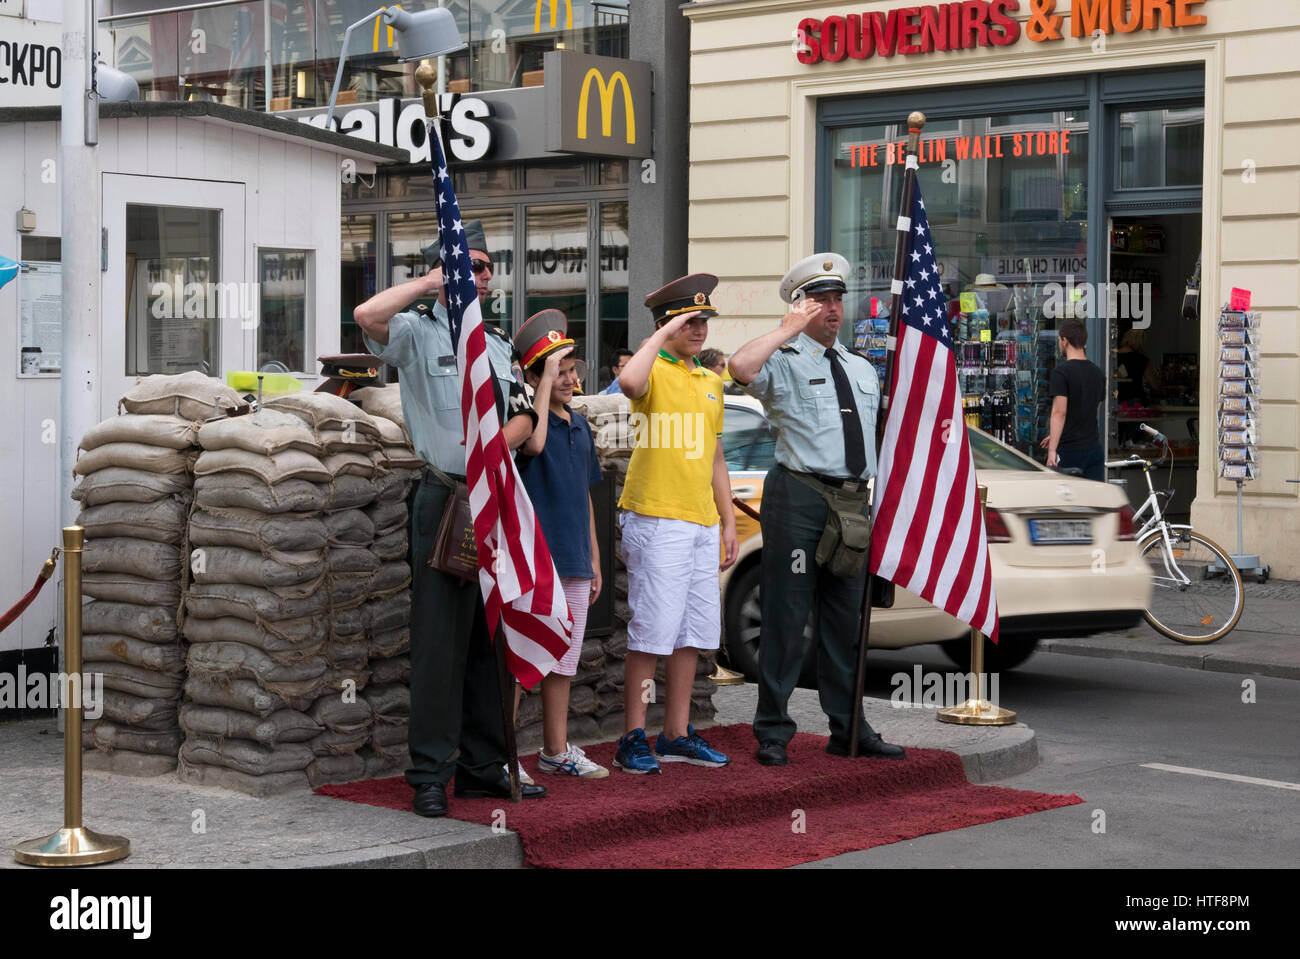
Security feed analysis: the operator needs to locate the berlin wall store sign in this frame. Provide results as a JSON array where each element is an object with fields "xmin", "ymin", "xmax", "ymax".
[{"xmin": 795, "ymin": 0, "xmax": 1208, "ymax": 64}]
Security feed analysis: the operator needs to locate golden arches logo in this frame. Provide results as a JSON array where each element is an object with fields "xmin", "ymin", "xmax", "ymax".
[
  {"xmin": 577, "ymin": 68, "xmax": 634, "ymax": 143},
  {"xmin": 372, "ymin": 4, "xmax": 399, "ymax": 52},
  {"xmin": 534, "ymin": 0, "xmax": 572, "ymax": 32}
]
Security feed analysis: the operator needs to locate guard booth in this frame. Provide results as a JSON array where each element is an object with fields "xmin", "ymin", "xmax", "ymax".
[{"xmin": 0, "ymin": 100, "xmax": 405, "ymax": 674}]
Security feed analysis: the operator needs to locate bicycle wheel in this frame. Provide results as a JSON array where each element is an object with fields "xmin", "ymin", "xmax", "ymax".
[{"xmin": 1138, "ymin": 529, "xmax": 1244, "ymax": 643}]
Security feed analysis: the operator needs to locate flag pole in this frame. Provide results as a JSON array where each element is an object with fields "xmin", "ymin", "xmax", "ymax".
[
  {"xmin": 848, "ymin": 111, "xmax": 926, "ymax": 756},
  {"xmin": 417, "ymin": 61, "xmax": 523, "ymax": 801}
]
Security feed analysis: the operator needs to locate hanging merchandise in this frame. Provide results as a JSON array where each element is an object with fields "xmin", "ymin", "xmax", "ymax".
[{"xmin": 1216, "ymin": 303, "xmax": 1268, "ymax": 582}]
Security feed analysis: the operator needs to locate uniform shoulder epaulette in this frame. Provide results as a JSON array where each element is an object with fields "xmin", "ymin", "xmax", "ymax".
[
  {"xmin": 487, "ymin": 325, "xmax": 511, "ymax": 341},
  {"xmin": 413, "ymin": 303, "xmax": 432, "ymax": 317},
  {"xmin": 778, "ymin": 343, "xmax": 799, "ymax": 353},
  {"xmin": 845, "ymin": 346, "xmax": 870, "ymax": 361}
]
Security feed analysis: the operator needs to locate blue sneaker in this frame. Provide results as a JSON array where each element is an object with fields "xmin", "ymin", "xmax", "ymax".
[
  {"xmin": 613, "ymin": 728, "xmax": 661, "ymax": 775},
  {"xmin": 655, "ymin": 725, "xmax": 729, "ymax": 767}
]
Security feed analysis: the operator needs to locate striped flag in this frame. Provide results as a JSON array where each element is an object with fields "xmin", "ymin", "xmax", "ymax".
[
  {"xmin": 869, "ymin": 179, "xmax": 999, "ymax": 643},
  {"xmin": 428, "ymin": 124, "xmax": 573, "ymax": 687}
]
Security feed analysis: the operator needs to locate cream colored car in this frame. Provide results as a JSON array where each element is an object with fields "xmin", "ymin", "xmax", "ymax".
[{"xmin": 720, "ymin": 396, "xmax": 1152, "ymax": 677}]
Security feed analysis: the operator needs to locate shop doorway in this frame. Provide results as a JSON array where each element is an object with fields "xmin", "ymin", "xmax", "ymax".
[{"xmin": 1107, "ymin": 212, "xmax": 1201, "ymax": 521}]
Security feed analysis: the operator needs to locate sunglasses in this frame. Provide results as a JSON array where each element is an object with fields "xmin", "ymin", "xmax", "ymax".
[{"xmin": 470, "ymin": 258, "xmax": 493, "ymax": 275}]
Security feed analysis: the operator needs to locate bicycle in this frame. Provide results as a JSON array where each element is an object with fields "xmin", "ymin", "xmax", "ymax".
[{"xmin": 1105, "ymin": 423, "xmax": 1244, "ymax": 644}]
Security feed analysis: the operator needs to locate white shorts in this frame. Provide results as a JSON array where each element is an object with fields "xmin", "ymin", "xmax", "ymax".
[{"xmin": 620, "ymin": 511, "xmax": 721, "ymax": 656}]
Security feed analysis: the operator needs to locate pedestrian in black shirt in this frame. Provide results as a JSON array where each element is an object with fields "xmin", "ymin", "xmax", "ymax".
[{"xmin": 1041, "ymin": 319, "xmax": 1106, "ymax": 481}]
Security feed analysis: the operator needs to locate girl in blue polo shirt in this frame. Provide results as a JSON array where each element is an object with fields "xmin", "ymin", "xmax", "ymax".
[{"xmin": 515, "ymin": 310, "xmax": 608, "ymax": 779}]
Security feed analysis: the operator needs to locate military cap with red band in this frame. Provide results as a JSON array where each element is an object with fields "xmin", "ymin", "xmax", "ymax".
[
  {"xmin": 644, "ymin": 273, "xmax": 719, "ymax": 326},
  {"xmin": 514, "ymin": 309, "xmax": 575, "ymax": 370}
]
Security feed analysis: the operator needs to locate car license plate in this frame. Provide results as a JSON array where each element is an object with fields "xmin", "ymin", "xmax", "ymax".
[{"xmin": 1028, "ymin": 518, "xmax": 1092, "ymax": 544}]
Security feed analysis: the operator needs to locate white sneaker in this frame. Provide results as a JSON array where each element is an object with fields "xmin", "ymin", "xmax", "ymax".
[
  {"xmin": 538, "ymin": 743, "xmax": 609, "ymax": 779},
  {"xmin": 503, "ymin": 761, "xmax": 534, "ymax": 786}
]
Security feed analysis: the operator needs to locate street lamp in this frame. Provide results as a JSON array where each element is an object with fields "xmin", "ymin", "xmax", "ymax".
[{"xmin": 325, "ymin": 5, "xmax": 466, "ymax": 129}]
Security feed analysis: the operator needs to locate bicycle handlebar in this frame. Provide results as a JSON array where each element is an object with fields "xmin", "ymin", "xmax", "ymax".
[{"xmin": 1105, "ymin": 422, "xmax": 1171, "ymax": 470}]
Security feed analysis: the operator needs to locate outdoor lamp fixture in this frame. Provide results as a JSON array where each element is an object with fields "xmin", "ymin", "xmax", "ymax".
[
  {"xmin": 326, "ymin": 5, "xmax": 466, "ymax": 129},
  {"xmin": 95, "ymin": 60, "xmax": 141, "ymax": 104}
]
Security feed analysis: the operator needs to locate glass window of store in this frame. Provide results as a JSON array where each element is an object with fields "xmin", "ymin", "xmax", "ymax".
[
  {"xmin": 340, "ymin": 214, "xmax": 376, "ymax": 354},
  {"xmin": 257, "ymin": 248, "xmax": 314, "ymax": 373},
  {"xmin": 819, "ymin": 71, "xmax": 1203, "ymax": 478}
]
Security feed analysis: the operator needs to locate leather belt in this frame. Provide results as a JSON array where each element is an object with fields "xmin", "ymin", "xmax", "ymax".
[
  {"xmin": 423, "ymin": 466, "xmax": 467, "ymax": 486},
  {"xmin": 781, "ymin": 464, "xmax": 867, "ymax": 493}
]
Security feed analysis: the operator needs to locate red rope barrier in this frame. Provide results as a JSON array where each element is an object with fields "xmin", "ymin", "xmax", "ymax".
[{"xmin": 0, "ymin": 552, "xmax": 58, "ymax": 634}]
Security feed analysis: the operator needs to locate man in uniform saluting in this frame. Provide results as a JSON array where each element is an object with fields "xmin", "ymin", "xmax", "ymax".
[
  {"xmin": 728, "ymin": 253, "xmax": 906, "ymax": 767},
  {"xmin": 354, "ymin": 219, "xmax": 548, "ymax": 816}
]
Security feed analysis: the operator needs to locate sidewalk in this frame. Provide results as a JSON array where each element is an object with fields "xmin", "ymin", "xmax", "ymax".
[
  {"xmin": 1038, "ymin": 578, "xmax": 1300, "ymax": 680},
  {"xmin": 0, "ymin": 688, "xmax": 1036, "ymax": 870}
]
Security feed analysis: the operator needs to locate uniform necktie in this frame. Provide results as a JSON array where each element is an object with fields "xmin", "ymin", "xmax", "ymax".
[{"xmin": 825, "ymin": 348, "xmax": 867, "ymax": 478}]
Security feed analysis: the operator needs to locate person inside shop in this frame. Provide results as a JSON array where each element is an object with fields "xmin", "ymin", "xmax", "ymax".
[
  {"xmin": 512, "ymin": 309, "xmax": 609, "ymax": 780},
  {"xmin": 1040, "ymin": 318, "xmax": 1106, "ymax": 481},
  {"xmin": 353, "ymin": 219, "xmax": 550, "ymax": 817},
  {"xmin": 613, "ymin": 274, "xmax": 737, "ymax": 774},
  {"xmin": 727, "ymin": 253, "xmax": 905, "ymax": 767},
  {"xmin": 602, "ymin": 348, "xmax": 634, "ymax": 394},
  {"xmin": 1116, "ymin": 328, "xmax": 1164, "ymax": 404}
]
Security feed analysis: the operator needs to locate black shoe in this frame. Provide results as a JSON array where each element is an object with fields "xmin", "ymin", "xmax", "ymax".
[
  {"xmin": 453, "ymin": 775, "xmax": 548, "ymax": 800},
  {"xmin": 827, "ymin": 732, "xmax": 906, "ymax": 760},
  {"xmin": 412, "ymin": 782, "xmax": 449, "ymax": 817},
  {"xmin": 756, "ymin": 740, "xmax": 788, "ymax": 766}
]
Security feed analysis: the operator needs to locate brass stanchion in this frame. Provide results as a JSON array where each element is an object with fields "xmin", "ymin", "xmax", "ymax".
[
  {"xmin": 14, "ymin": 526, "xmax": 131, "ymax": 866},
  {"xmin": 938, "ymin": 488, "xmax": 1017, "ymax": 726}
]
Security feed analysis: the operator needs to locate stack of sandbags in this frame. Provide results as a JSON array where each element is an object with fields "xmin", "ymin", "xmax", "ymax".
[
  {"xmin": 73, "ymin": 373, "xmax": 243, "ymax": 776},
  {"xmin": 178, "ymin": 407, "xmax": 336, "ymax": 795}
]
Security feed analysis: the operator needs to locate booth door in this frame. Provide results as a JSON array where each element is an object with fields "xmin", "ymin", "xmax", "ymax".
[{"xmin": 101, "ymin": 174, "xmax": 248, "ymax": 418}]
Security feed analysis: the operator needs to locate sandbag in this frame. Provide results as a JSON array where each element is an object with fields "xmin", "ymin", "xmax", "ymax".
[
  {"xmin": 318, "ymin": 430, "xmax": 378, "ymax": 455},
  {"xmin": 364, "ymin": 684, "xmax": 410, "ymax": 718},
  {"xmin": 306, "ymin": 753, "xmax": 366, "ymax": 788},
  {"xmin": 83, "ymin": 634, "xmax": 185, "ymax": 674},
  {"xmin": 74, "ymin": 442, "xmax": 196, "ymax": 477},
  {"xmin": 72, "ymin": 468, "xmax": 192, "ymax": 506},
  {"xmin": 325, "ymin": 637, "xmax": 368, "ymax": 668},
  {"xmin": 320, "ymin": 451, "xmax": 378, "ymax": 477},
  {"xmin": 183, "ymin": 615, "xmax": 327, "ymax": 663},
  {"xmin": 82, "ymin": 601, "xmax": 178, "ymax": 644},
  {"xmin": 265, "ymin": 393, "xmax": 381, "ymax": 438},
  {"xmin": 195, "ymin": 474, "xmax": 329, "ymax": 513},
  {"xmin": 89, "ymin": 720, "xmax": 184, "ymax": 756},
  {"xmin": 350, "ymin": 385, "xmax": 405, "ymax": 428},
  {"xmin": 366, "ymin": 499, "xmax": 408, "ymax": 535},
  {"xmin": 187, "ymin": 642, "xmax": 326, "ymax": 688},
  {"xmin": 185, "ymin": 582, "xmax": 329, "ymax": 623},
  {"xmin": 176, "ymin": 758, "xmax": 308, "ymax": 795},
  {"xmin": 318, "ymin": 666, "xmax": 369, "ymax": 695},
  {"xmin": 328, "ymin": 574, "xmax": 372, "ymax": 609},
  {"xmin": 83, "ymin": 539, "xmax": 183, "ymax": 581},
  {"xmin": 374, "ymin": 471, "xmax": 415, "ymax": 503},
  {"xmin": 324, "ymin": 509, "xmax": 375, "ymax": 547},
  {"xmin": 368, "ymin": 628, "xmax": 410, "ymax": 659},
  {"xmin": 80, "ymin": 413, "xmax": 199, "ymax": 452},
  {"xmin": 327, "ymin": 475, "xmax": 377, "ymax": 510},
  {"xmin": 183, "ymin": 674, "xmax": 287, "ymax": 718},
  {"xmin": 101, "ymin": 689, "xmax": 178, "ymax": 729},
  {"xmin": 189, "ymin": 507, "xmax": 327, "ymax": 553},
  {"xmin": 308, "ymin": 727, "xmax": 370, "ymax": 757},
  {"xmin": 331, "ymin": 606, "xmax": 367, "ymax": 638},
  {"xmin": 370, "ymin": 720, "xmax": 408, "ymax": 748},
  {"xmin": 83, "ymin": 572, "xmax": 181, "ymax": 606},
  {"xmin": 372, "ymin": 529, "xmax": 408, "ymax": 561},
  {"xmin": 90, "ymin": 659, "xmax": 184, "ymax": 698},
  {"xmin": 120, "ymin": 371, "xmax": 244, "ymax": 421},
  {"xmin": 309, "ymin": 694, "xmax": 373, "ymax": 732},
  {"xmin": 79, "ymin": 498, "xmax": 190, "ymax": 544},
  {"xmin": 371, "ymin": 562, "xmax": 411, "ymax": 595},
  {"xmin": 178, "ymin": 702, "xmax": 321, "ymax": 746},
  {"xmin": 189, "ymin": 546, "xmax": 326, "ymax": 588},
  {"xmin": 179, "ymin": 736, "xmax": 314, "ymax": 775},
  {"xmin": 381, "ymin": 445, "xmax": 424, "ymax": 470},
  {"xmin": 194, "ymin": 448, "xmax": 332, "ymax": 485},
  {"xmin": 197, "ymin": 408, "xmax": 323, "ymax": 456},
  {"xmin": 368, "ymin": 655, "xmax": 410, "ymax": 686},
  {"xmin": 328, "ymin": 547, "xmax": 379, "ymax": 575}
]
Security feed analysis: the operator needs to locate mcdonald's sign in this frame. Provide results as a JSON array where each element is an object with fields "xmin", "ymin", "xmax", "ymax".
[
  {"xmin": 372, "ymin": 4, "xmax": 399, "ymax": 52},
  {"xmin": 544, "ymin": 51, "xmax": 651, "ymax": 159},
  {"xmin": 534, "ymin": 0, "xmax": 572, "ymax": 32}
]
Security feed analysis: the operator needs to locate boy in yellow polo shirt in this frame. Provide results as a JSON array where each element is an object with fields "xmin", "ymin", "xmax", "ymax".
[{"xmin": 614, "ymin": 274, "xmax": 739, "ymax": 774}]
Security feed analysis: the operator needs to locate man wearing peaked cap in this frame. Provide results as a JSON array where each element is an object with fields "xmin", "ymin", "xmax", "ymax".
[
  {"xmin": 729, "ymin": 252, "xmax": 905, "ymax": 768},
  {"xmin": 612, "ymin": 273, "xmax": 737, "ymax": 775},
  {"xmin": 352, "ymin": 217, "xmax": 549, "ymax": 816},
  {"xmin": 421, "ymin": 218, "xmax": 489, "ymax": 272}
]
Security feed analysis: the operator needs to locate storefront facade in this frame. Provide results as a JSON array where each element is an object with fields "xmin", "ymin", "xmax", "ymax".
[{"xmin": 683, "ymin": 0, "xmax": 1300, "ymax": 577}]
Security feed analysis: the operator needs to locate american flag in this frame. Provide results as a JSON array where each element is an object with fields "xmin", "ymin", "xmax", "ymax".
[
  {"xmin": 869, "ymin": 179, "xmax": 999, "ymax": 642},
  {"xmin": 428, "ymin": 124, "xmax": 573, "ymax": 687}
]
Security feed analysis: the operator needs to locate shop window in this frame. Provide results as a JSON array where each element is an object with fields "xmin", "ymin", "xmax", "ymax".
[
  {"xmin": 600, "ymin": 160, "xmax": 629, "ymax": 185},
  {"xmin": 340, "ymin": 214, "xmax": 376, "ymax": 354},
  {"xmin": 257, "ymin": 249, "xmax": 314, "ymax": 373},
  {"xmin": 525, "ymin": 204, "xmax": 588, "ymax": 359},
  {"xmin": 597, "ymin": 201, "xmax": 629, "ymax": 390},
  {"xmin": 124, "ymin": 205, "xmax": 222, "ymax": 376},
  {"xmin": 527, "ymin": 162, "xmax": 587, "ymax": 191},
  {"xmin": 468, "ymin": 0, "xmax": 628, "ymax": 93},
  {"xmin": 1117, "ymin": 106, "xmax": 1204, "ymax": 189},
  {"xmin": 17, "ymin": 236, "xmax": 62, "ymax": 377}
]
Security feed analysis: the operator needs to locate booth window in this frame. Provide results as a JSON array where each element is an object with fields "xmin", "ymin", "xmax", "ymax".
[
  {"xmin": 124, "ymin": 205, "xmax": 221, "ymax": 376},
  {"xmin": 257, "ymin": 248, "xmax": 314, "ymax": 374}
]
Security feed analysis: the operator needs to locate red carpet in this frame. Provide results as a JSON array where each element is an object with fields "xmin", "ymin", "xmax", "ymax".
[{"xmin": 317, "ymin": 724, "xmax": 1082, "ymax": 868}]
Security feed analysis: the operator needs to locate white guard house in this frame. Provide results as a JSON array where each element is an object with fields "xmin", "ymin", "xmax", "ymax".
[{"xmin": 0, "ymin": 100, "xmax": 405, "ymax": 672}]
